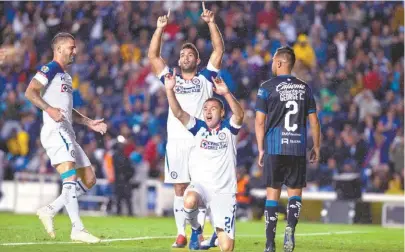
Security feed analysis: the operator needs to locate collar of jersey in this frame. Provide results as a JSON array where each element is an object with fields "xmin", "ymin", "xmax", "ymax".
[{"xmin": 277, "ymin": 74, "xmax": 293, "ymax": 78}]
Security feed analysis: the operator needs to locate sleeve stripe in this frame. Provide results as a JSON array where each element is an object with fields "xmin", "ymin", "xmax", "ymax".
[
  {"xmin": 207, "ymin": 62, "xmax": 219, "ymax": 73},
  {"xmin": 308, "ymin": 109, "xmax": 316, "ymax": 114},
  {"xmin": 33, "ymin": 72, "xmax": 48, "ymax": 86},
  {"xmin": 186, "ymin": 116, "xmax": 197, "ymax": 130},
  {"xmin": 230, "ymin": 116, "xmax": 242, "ymax": 129}
]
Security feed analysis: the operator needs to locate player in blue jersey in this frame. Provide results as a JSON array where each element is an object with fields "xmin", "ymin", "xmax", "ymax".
[
  {"xmin": 255, "ymin": 46, "xmax": 321, "ymax": 252},
  {"xmin": 148, "ymin": 2, "xmax": 225, "ymax": 248},
  {"xmin": 164, "ymin": 69, "xmax": 244, "ymax": 251},
  {"xmin": 25, "ymin": 33, "xmax": 107, "ymax": 243}
]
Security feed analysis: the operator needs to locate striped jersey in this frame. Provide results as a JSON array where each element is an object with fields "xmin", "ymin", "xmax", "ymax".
[{"xmin": 255, "ymin": 75, "xmax": 316, "ymax": 156}]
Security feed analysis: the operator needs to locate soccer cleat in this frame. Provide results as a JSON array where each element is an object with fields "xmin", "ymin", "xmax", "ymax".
[
  {"xmin": 71, "ymin": 229, "xmax": 101, "ymax": 243},
  {"xmin": 264, "ymin": 243, "xmax": 276, "ymax": 252},
  {"xmin": 200, "ymin": 232, "xmax": 217, "ymax": 249},
  {"xmin": 283, "ymin": 226, "xmax": 295, "ymax": 252},
  {"xmin": 189, "ymin": 226, "xmax": 203, "ymax": 250},
  {"xmin": 171, "ymin": 234, "xmax": 187, "ymax": 248},
  {"xmin": 36, "ymin": 207, "xmax": 55, "ymax": 239}
]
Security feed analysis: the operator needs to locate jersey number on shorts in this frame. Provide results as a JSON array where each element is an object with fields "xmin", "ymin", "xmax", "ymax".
[
  {"xmin": 224, "ymin": 204, "xmax": 236, "ymax": 233},
  {"xmin": 285, "ymin": 101, "xmax": 298, "ymax": 132}
]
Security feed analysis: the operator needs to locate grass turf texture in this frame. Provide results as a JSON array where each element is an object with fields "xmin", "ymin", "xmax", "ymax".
[{"xmin": 0, "ymin": 213, "xmax": 403, "ymax": 251}]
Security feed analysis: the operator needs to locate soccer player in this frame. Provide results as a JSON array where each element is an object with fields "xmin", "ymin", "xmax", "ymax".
[
  {"xmin": 148, "ymin": 2, "xmax": 224, "ymax": 248},
  {"xmin": 255, "ymin": 46, "xmax": 321, "ymax": 252},
  {"xmin": 164, "ymin": 70, "xmax": 243, "ymax": 251},
  {"xmin": 25, "ymin": 32, "xmax": 107, "ymax": 243}
]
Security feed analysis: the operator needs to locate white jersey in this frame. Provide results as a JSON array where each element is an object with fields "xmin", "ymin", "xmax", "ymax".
[
  {"xmin": 158, "ymin": 63, "xmax": 218, "ymax": 140},
  {"xmin": 186, "ymin": 116, "xmax": 241, "ymax": 193},
  {"xmin": 34, "ymin": 61, "xmax": 75, "ymax": 137}
]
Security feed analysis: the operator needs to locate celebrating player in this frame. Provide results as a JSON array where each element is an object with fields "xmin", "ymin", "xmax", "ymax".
[
  {"xmin": 25, "ymin": 32, "xmax": 107, "ymax": 243},
  {"xmin": 148, "ymin": 2, "xmax": 225, "ymax": 248},
  {"xmin": 255, "ymin": 46, "xmax": 321, "ymax": 252},
  {"xmin": 165, "ymin": 69, "xmax": 243, "ymax": 251}
]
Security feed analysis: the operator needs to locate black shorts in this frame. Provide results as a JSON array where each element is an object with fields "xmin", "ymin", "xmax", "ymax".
[{"xmin": 263, "ymin": 154, "xmax": 306, "ymax": 189}]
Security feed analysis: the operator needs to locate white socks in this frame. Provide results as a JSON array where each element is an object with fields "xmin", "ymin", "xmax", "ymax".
[
  {"xmin": 173, "ymin": 196, "xmax": 186, "ymax": 236},
  {"xmin": 184, "ymin": 207, "xmax": 200, "ymax": 230},
  {"xmin": 47, "ymin": 180, "xmax": 88, "ymax": 216},
  {"xmin": 62, "ymin": 181, "xmax": 84, "ymax": 231}
]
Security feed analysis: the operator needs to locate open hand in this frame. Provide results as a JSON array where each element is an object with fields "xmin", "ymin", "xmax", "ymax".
[{"xmin": 88, "ymin": 118, "xmax": 107, "ymax": 135}]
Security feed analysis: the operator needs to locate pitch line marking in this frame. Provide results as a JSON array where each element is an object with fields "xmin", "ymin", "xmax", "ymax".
[{"xmin": 0, "ymin": 231, "xmax": 368, "ymax": 246}]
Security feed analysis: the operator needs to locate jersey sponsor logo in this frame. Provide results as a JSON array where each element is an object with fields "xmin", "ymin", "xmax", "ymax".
[
  {"xmin": 276, "ymin": 82, "xmax": 306, "ymax": 102},
  {"xmin": 71, "ymin": 150, "xmax": 75, "ymax": 158},
  {"xmin": 61, "ymin": 83, "xmax": 73, "ymax": 93},
  {"xmin": 41, "ymin": 66, "xmax": 49, "ymax": 73},
  {"xmin": 174, "ymin": 78, "xmax": 202, "ymax": 94},
  {"xmin": 200, "ymin": 139, "xmax": 228, "ymax": 150},
  {"xmin": 275, "ymin": 82, "xmax": 305, "ymax": 92},
  {"xmin": 170, "ymin": 171, "xmax": 178, "ymax": 179}
]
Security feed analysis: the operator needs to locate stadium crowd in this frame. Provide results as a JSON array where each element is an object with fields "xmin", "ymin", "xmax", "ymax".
[{"xmin": 0, "ymin": 1, "xmax": 403, "ymax": 210}]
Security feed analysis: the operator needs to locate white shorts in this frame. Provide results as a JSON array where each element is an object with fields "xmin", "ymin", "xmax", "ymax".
[
  {"xmin": 164, "ymin": 139, "xmax": 194, "ymax": 184},
  {"xmin": 40, "ymin": 127, "xmax": 91, "ymax": 168},
  {"xmin": 184, "ymin": 182, "xmax": 236, "ymax": 240}
]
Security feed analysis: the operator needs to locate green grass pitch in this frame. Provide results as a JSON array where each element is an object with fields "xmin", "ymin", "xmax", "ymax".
[{"xmin": 0, "ymin": 213, "xmax": 403, "ymax": 251}]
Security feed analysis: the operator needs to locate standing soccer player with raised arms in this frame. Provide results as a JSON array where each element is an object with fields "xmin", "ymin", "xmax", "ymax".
[
  {"xmin": 255, "ymin": 46, "xmax": 321, "ymax": 252},
  {"xmin": 148, "ymin": 2, "xmax": 224, "ymax": 248},
  {"xmin": 25, "ymin": 32, "xmax": 107, "ymax": 243}
]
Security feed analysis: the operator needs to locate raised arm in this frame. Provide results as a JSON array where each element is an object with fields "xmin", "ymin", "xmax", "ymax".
[
  {"xmin": 165, "ymin": 69, "xmax": 190, "ymax": 126},
  {"xmin": 147, "ymin": 9, "xmax": 170, "ymax": 75},
  {"xmin": 211, "ymin": 77, "xmax": 244, "ymax": 125},
  {"xmin": 201, "ymin": 2, "xmax": 224, "ymax": 69}
]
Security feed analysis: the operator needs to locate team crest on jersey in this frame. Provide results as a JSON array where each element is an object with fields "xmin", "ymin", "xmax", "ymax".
[
  {"xmin": 41, "ymin": 66, "xmax": 49, "ymax": 73},
  {"xmin": 170, "ymin": 171, "xmax": 178, "ymax": 179},
  {"xmin": 191, "ymin": 78, "xmax": 200, "ymax": 85},
  {"xmin": 61, "ymin": 84, "xmax": 73, "ymax": 93},
  {"xmin": 218, "ymin": 132, "xmax": 227, "ymax": 141},
  {"xmin": 71, "ymin": 150, "xmax": 75, "ymax": 158}
]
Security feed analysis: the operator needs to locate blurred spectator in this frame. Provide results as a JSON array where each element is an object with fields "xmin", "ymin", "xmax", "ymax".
[
  {"xmin": 0, "ymin": 1, "xmax": 403, "ymax": 198},
  {"xmin": 112, "ymin": 140, "xmax": 134, "ymax": 216}
]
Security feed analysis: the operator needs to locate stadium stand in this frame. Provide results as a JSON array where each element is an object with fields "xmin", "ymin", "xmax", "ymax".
[{"xmin": 0, "ymin": 1, "xmax": 403, "ymax": 216}]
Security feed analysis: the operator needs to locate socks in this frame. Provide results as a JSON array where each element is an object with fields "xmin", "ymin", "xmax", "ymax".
[
  {"xmin": 198, "ymin": 208, "xmax": 207, "ymax": 230},
  {"xmin": 173, "ymin": 196, "xmax": 186, "ymax": 236},
  {"xmin": 47, "ymin": 180, "xmax": 88, "ymax": 216},
  {"xmin": 183, "ymin": 207, "xmax": 200, "ymax": 230},
  {"xmin": 287, "ymin": 196, "xmax": 302, "ymax": 228},
  {"xmin": 62, "ymin": 181, "xmax": 84, "ymax": 231},
  {"xmin": 75, "ymin": 180, "xmax": 88, "ymax": 197},
  {"xmin": 264, "ymin": 200, "xmax": 278, "ymax": 245}
]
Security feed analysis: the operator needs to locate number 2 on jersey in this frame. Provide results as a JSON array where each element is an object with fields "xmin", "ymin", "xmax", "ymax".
[{"xmin": 285, "ymin": 101, "xmax": 298, "ymax": 132}]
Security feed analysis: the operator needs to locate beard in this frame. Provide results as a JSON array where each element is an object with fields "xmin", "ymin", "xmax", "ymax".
[
  {"xmin": 67, "ymin": 55, "xmax": 75, "ymax": 65},
  {"xmin": 180, "ymin": 62, "xmax": 197, "ymax": 73}
]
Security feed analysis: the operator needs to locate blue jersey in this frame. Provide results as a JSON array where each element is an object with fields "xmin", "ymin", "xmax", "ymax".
[{"xmin": 255, "ymin": 75, "xmax": 316, "ymax": 156}]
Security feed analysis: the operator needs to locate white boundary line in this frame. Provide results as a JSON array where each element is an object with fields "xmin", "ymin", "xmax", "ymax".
[{"xmin": 0, "ymin": 231, "xmax": 368, "ymax": 246}]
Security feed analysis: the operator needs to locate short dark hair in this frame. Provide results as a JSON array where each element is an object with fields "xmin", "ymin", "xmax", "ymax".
[
  {"xmin": 275, "ymin": 46, "xmax": 296, "ymax": 70},
  {"xmin": 51, "ymin": 32, "xmax": 75, "ymax": 50},
  {"xmin": 181, "ymin": 43, "xmax": 199, "ymax": 59},
  {"xmin": 204, "ymin": 97, "xmax": 224, "ymax": 110}
]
